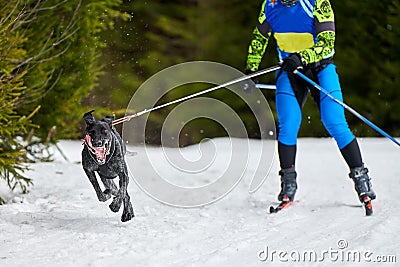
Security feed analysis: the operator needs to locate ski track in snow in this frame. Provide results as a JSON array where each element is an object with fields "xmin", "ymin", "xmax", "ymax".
[{"xmin": 0, "ymin": 138, "xmax": 399, "ymax": 267}]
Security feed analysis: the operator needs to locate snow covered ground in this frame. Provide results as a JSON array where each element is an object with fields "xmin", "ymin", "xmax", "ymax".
[{"xmin": 0, "ymin": 138, "xmax": 399, "ymax": 267}]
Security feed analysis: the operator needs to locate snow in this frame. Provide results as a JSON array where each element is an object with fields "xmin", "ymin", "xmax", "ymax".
[{"xmin": 0, "ymin": 138, "xmax": 399, "ymax": 266}]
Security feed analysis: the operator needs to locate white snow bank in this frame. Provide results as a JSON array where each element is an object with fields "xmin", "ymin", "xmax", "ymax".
[{"xmin": 0, "ymin": 138, "xmax": 398, "ymax": 267}]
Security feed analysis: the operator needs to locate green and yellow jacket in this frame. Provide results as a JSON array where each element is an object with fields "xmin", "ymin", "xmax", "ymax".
[{"xmin": 246, "ymin": 0, "xmax": 336, "ymax": 71}]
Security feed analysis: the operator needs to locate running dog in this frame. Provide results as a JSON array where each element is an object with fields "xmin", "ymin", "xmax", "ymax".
[{"xmin": 82, "ymin": 110, "xmax": 134, "ymax": 222}]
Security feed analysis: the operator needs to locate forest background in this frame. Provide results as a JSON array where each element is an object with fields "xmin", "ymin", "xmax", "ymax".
[{"xmin": 0, "ymin": 0, "xmax": 399, "ymax": 198}]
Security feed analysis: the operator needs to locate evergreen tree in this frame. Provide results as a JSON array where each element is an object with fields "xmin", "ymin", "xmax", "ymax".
[
  {"xmin": 17, "ymin": 0, "xmax": 127, "ymax": 139},
  {"xmin": 0, "ymin": 0, "xmax": 126, "ymax": 202},
  {"xmin": 0, "ymin": 2, "xmax": 38, "ymax": 203}
]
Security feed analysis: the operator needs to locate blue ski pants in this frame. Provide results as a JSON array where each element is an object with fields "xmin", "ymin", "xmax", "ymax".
[{"xmin": 276, "ymin": 64, "xmax": 355, "ymax": 149}]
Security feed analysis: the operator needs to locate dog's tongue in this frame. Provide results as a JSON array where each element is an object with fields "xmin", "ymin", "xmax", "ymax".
[{"xmin": 94, "ymin": 147, "xmax": 107, "ymax": 164}]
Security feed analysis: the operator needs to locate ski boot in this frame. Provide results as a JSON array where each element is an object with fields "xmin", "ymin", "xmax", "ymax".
[
  {"xmin": 270, "ymin": 167, "xmax": 297, "ymax": 213},
  {"xmin": 278, "ymin": 167, "xmax": 297, "ymax": 202},
  {"xmin": 349, "ymin": 166, "xmax": 376, "ymax": 216}
]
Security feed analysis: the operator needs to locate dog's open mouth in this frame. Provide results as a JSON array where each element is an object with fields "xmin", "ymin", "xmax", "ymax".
[{"xmin": 84, "ymin": 135, "xmax": 111, "ymax": 165}]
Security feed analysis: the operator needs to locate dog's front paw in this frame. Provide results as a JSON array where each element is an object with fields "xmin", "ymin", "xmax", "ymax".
[
  {"xmin": 121, "ymin": 209, "xmax": 135, "ymax": 222},
  {"xmin": 98, "ymin": 193, "xmax": 111, "ymax": 202},
  {"xmin": 109, "ymin": 197, "xmax": 122, "ymax": 212},
  {"xmin": 104, "ymin": 188, "xmax": 119, "ymax": 196}
]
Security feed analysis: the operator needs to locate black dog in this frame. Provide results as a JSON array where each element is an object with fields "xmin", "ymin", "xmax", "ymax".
[{"xmin": 82, "ymin": 110, "xmax": 134, "ymax": 222}]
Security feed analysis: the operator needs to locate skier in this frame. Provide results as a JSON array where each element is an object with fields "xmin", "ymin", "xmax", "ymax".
[{"xmin": 244, "ymin": 0, "xmax": 376, "ymax": 213}]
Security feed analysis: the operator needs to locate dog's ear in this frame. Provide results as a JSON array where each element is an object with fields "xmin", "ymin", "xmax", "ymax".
[
  {"xmin": 103, "ymin": 115, "xmax": 115, "ymax": 127},
  {"xmin": 83, "ymin": 110, "xmax": 96, "ymax": 125}
]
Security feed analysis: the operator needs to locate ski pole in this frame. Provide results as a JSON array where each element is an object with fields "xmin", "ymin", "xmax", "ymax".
[
  {"xmin": 112, "ymin": 65, "xmax": 281, "ymax": 126},
  {"xmin": 294, "ymin": 70, "xmax": 400, "ymax": 147},
  {"xmin": 256, "ymin": 84, "xmax": 276, "ymax": 90}
]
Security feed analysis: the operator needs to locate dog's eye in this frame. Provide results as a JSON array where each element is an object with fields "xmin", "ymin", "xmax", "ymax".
[{"xmin": 102, "ymin": 128, "xmax": 108, "ymax": 134}]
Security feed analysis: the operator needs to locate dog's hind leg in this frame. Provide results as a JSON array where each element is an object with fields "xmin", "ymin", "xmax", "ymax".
[
  {"xmin": 121, "ymin": 192, "xmax": 135, "ymax": 222},
  {"xmin": 120, "ymin": 169, "xmax": 134, "ymax": 222},
  {"xmin": 109, "ymin": 168, "xmax": 135, "ymax": 221},
  {"xmin": 109, "ymin": 174, "xmax": 124, "ymax": 212}
]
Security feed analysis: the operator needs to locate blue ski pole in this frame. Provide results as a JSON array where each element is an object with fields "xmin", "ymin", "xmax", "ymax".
[{"xmin": 294, "ymin": 70, "xmax": 400, "ymax": 147}]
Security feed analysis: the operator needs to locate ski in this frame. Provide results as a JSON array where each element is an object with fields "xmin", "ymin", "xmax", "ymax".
[
  {"xmin": 269, "ymin": 201, "xmax": 293, "ymax": 213},
  {"xmin": 269, "ymin": 196, "xmax": 294, "ymax": 214},
  {"xmin": 363, "ymin": 196, "xmax": 373, "ymax": 216},
  {"xmin": 269, "ymin": 196, "xmax": 373, "ymax": 215}
]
